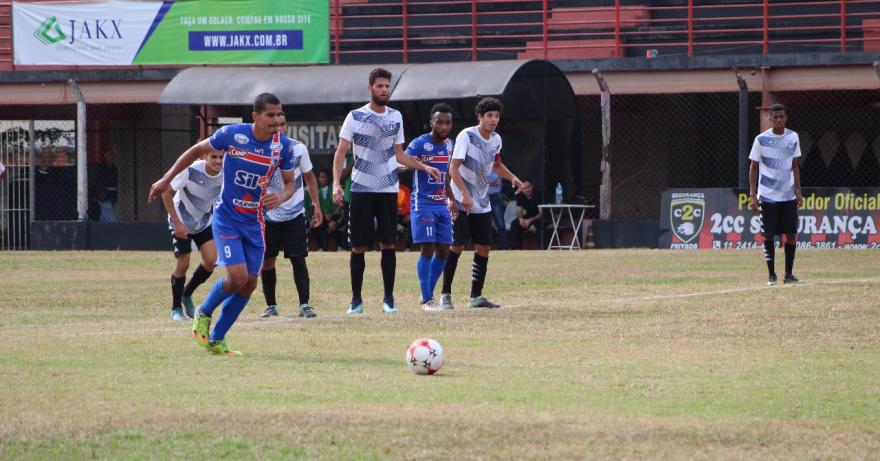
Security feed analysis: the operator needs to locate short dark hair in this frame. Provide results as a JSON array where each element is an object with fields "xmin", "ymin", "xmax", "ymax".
[
  {"xmin": 430, "ymin": 102, "xmax": 454, "ymax": 119},
  {"xmin": 318, "ymin": 169, "xmax": 330, "ymax": 176},
  {"xmin": 253, "ymin": 93, "xmax": 281, "ymax": 113},
  {"xmin": 369, "ymin": 68, "xmax": 392, "ymax": 85},
  {"xmin": 768, "ymin": 103, "xmax": 786, "ymax": 114},
  {"xmin": 475, "ymin": 97, "xmax": 503, "ymax": 116},
  {"xmin": 520, "ymin": 177, "xmax": 533, "ymax": 184}
]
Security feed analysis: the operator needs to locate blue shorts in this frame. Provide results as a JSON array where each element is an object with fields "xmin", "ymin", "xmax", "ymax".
[
  {"xmin": 212, "ymin": 212, "xmax": 266, "ymax": 276},
  {"xmin": 411, "ymin": 207, "xmax": 453, "ymax": 245}
]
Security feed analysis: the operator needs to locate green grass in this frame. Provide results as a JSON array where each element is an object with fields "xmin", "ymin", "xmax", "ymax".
[{"xmin": 1, "ymin": 249, "xmax": 879, "ymax": 460}]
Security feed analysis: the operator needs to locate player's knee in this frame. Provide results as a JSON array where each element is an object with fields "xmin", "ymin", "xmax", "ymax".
[
  {"xmin": 202, "ymin": 260, "xmax": 217, "ymax": 272},
  {"xmin": 239, "ymin": 278, "xmax": 258, "ymax": 296},
  {"xmin": 175, "ymin": 256, "xmax": 190, "ymax": 272},
  {"xmin": 435, "ymin": 246, "xmax": 450, "ymax": 259},
  {"xmin": 450, "ymin": 245, "xmax": 464, "ymax": 255}
]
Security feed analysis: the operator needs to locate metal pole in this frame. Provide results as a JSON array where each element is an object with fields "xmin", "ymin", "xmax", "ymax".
[
  {"xmin": 542, "ymin": 0, "xmax": 548, "ymax": 60},
  {"xmin": 471, "ymin": 0, "xmax": 477, "ymax": 61},
  {"xmin": 28, "ymin": 120, "xmax": 35, "ymax": 223},
  {"xmin": 736, "ymin": 71, "xmax": 749, "ymax": 188},
  {"xmin": 613, "ymin": 0, "xmax": 621, "ymax": 57},
  {"xmin": 840, "ymin": 0, "xmax": 847, "ymax": 53},
  {"xmin": 687, "ymin": 0, "xmax": 694, "ymax": 57},
  {"xmin": 762, "ymin": 0, "xmax": 769, "ymax": 54},
  {"xmin": 69, "ymin": 79, "xmax": 87, "ymax": 221},
  {"xmin": 593, "ymin": 69, "xmax": 611, "ymax": 220},
  {"xmin": 402, "ymin": 0, "xmax": 409, "ymax": 63}
]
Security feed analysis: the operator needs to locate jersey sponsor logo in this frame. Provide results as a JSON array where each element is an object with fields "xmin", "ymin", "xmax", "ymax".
[
  {"xmin": 234, "ymin": 133, "xmax": 249, "ymax": 145},
  {"xmin": 233, "ymin": 193, "xmax": 260, "ymax": 214},
  {"xmin": 670, "ymin": 192, "xmax": 705, "ymax": 243},
  {"xmin": 270, "ymin": 141, "xmax": 282, "ymax": 152},
  {"xmin": 228, "ymin": 147, "xmax": 247, "ymax": 157},
  {"xmin": 234, "ymin": 170, "xmax": 262, "ymax": 189}
]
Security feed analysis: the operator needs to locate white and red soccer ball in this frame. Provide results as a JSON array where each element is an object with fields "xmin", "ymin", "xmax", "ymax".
[{"xmin": 406, "ymin": 338, "xmax": 444, "ymax": 375}]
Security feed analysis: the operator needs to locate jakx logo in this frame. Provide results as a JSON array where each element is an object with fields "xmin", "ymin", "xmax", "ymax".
[
  {"xmin": 34, "ymin": 16, "xmax": 66, "ymax": 45},
  {"xmin": 34, "ymin": 16, "xmax": 123, "ymax": 45}
]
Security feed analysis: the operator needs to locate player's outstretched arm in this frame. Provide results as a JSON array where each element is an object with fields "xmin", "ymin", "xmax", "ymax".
[
  {"xmin": 303, "ymin": 170, "xmax": 323, "ymax": 227},
  {"xmin": 332, "ymin": 138, "xmax": 351, "ymax": 207},
  {"xmin": 148, "ymin": 139, "xmax": 213, "ymax": 202},
  {"xmin": 395, "ymin": 144, "xmax": 440, "ymax": 181},
  {"xmin": 492, "ymin": 160, "xmax": 523, "ymax": 194}
]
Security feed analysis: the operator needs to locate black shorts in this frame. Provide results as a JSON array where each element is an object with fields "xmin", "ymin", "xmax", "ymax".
[
  {"xmin": 760, "ymin": 199, "xmax": 798, "ymax": 236},
  {"xmin": 452, "ymin": 211, "xmax": 493, "ymax": 246},
  {"xmin": 348, "ymin": 192, "xmax": 397, "ymax": 248},
  {"xmin": 169, "ymin": 224, "xmax": 214, "ymax": 258},
  {"xmin": 265, "ymin": 216, "xmax": 308, "ymax": 259}
]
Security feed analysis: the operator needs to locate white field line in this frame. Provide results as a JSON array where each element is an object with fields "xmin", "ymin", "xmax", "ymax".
[{"xmin": 2, "ymin": 277, "xmax": 877, "ymax": 340}]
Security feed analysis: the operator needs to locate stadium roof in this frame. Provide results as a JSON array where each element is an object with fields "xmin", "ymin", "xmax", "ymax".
[{"xmin": 158, "ymin": 60, "xmax": 575, "ymax": 114}]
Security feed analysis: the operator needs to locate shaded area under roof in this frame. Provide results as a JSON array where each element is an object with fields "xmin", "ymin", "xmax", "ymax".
[{"xmin": 159, "ymin": 60, "xmax": 576, "ymax": 116}]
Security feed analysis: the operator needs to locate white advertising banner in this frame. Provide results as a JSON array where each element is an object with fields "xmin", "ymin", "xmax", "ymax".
[{"xmin": 13, "ymin": 1, "xmax": 162, "ymax": 65}]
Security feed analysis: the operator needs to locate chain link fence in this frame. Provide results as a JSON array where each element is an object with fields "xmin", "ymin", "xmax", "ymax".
[{"xmin": 587, "ymin": 89, "xmax": 880, "ymax": 220}]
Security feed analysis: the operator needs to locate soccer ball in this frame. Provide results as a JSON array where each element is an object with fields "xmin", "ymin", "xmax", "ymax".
[{"xmin": 406, "ymin": 338, "xmax": 444, "ymax": 375}]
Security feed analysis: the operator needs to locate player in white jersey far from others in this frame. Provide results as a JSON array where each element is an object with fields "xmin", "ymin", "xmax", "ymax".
[
  {"xmin": 332, "ymin": 67, "xmax": 441, "ymax": 315},
  {"xmin": 161, "ymin": 150, "xmax": 224, "ymax": 321},
  {"xmin": 440, "ymin": 97, "xmax": 524, "ymax": 309},
  {"xmin": 260, "ymin": 116, "xmax": 323, "ymax": 319},
  {"xmin": 748, "ymin": 103, "xmax": 803, "ymax": 286}
]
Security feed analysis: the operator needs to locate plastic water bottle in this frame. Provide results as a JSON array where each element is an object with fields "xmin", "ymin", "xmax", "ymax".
[{"xmin": 555, "ymin": 183, "xmax": 563, "ymax": 204}]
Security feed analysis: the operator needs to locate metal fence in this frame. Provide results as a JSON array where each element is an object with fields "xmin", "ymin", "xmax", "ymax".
[{"xmin": 585, "ymin": 88, "xmax": 880, "ymax": 219}]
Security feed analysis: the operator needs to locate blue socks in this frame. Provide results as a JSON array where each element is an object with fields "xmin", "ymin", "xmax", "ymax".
[
  {"xmin": 429, "ymin": 256, "xmax": 446, "ymax": 301},
  {"xmin": 199, "ymin": 279, "xmax": 233, "ymax": 317},
  {"xmin": 417, "ymin": 256, "xmax": 432, "ymax": 302},
  {"xmin": 209, "ymin": 293, "xmax": 250, "ymax": 342}
]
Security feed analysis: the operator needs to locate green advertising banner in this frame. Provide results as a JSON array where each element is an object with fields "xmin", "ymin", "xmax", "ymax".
[
  {"xmin": 13, "ymin": 1, "xmax": 328, "ymax": 65},
  {"xmin": 135, "ymin": 1, "xmax": 329, "ymax": 64}
]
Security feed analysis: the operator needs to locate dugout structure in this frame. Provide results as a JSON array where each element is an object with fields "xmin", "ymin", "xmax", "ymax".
[{"xmin": 160, "ymin": 59, "xmax": 580, "ymax": 200}]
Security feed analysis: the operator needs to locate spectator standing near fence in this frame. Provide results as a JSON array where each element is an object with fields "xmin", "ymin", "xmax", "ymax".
[{"xmin": 748, "ymin": 103, "xmax": 803, "ymax": 286}]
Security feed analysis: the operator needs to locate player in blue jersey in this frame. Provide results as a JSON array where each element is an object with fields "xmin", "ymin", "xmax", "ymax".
[
  {"xmin": 404, "ymin": 103, "xmax": 457, "ymax": 311},
  {"xmin": 149, "ymin": 93, "xmax": 299, "ymax": 356}
]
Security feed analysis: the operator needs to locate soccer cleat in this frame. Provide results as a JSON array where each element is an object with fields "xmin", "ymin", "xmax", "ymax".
[
  {"xmin": 382, "ymin": 302, "xmax": 400, "ymax": 314},
  {"xmin": 298, "ymin": 303, "xmax": 317, "ymax": 318},
  {"xmin": 207, "ymin": 338, "xmax": 241, "ymax": 356},
  {"xmin": 192, "ymin": 311, "xmax": 211, "ymax": 346},
  {"xmin": 181, "ymin": 295, "xmax": 196, "ymax": 319},
  {"xmin": 469, "ymin": 296, "xmax": 500, "ymax": 309},
  {"xmin": 260, "ymin": 305, "xmax": 279, "ymax": 318},
  {"xmin": 767, "ymin": 274, "xmax": 778, "ymax": 286},
  {"xmin": 347, "ymin": 303, "xmax": 364, "ymax": 315},
  {"xmin": 171, "ymin": 307, "xmax": 187, "ymax": 322},
  {"xmin": 783, "ymin": 274, "xmax": 801, "ymax": 284},
  {"xmin": 438, "ymin": 293, "xmax": 454, "ymax": 310}
]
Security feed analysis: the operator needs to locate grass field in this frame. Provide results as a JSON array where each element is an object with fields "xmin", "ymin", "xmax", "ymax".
[{"xmin": 1, "ymin": 249, "xmax": 879, "ymax": 460}]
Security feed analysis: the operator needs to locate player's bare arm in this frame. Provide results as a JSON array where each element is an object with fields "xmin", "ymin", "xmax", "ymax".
[
  {"xmin": 395, "ymin": 144, "xmax": 441, "ymax": 181},
  {"xmin": 303, "ymin": 170, "xmax": 323, "ymax": 228},
  {"xmin": 792, "ymin": 158, "xmax": 803, "ymax": 207},
  {"xmin": 492, "ymin": 160, "xmax": 523, "ymax": 194},
  {"xmin": 444, "ymin": 167, "xmax": 458, "ymax": 219},
  {"xmin": 160, "ymin": 188, "xmax": 188, "ymax": 239},
  {"xmin": 264, "ymin": 169, "xmax": 296, "ymax": 210},
  {"xmin": 448, "ymin": 158, "xmax": 472, "ymax": 213},
  {"xmin": 148, "ymin": 139, "xmax": 213, "ymax": 202},
  {"xmin": 332, "ymin": 138, "xmax": 351, "ymax": 206},
  {"xmin": 748, "ymin": 160, "xmax": 760, "ymax": 211}
]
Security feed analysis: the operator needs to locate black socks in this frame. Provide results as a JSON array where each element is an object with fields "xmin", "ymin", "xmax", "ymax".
[
  {"xmin": 441, "ymin": 251, "xmax": 461, "ymax": 294},
  {"xmin": 470, "ymin": 254, "xmax": 489, "ymax": 298},
  {"xmin": 261, "ymin": 268, "xmax": 277, "ymax": 306}
]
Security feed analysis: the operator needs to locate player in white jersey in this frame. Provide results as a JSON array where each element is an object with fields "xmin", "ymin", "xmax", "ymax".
[
  {"xmin": 161, "ymin": 150, "xmax": 224, "ymax": 321},
  {"xmin": 748, "ymin": 103, "xmax": 803, "ymax": 286},
  {"xmin": 440, "ymin": 97, "xmax": 523, "ymax": 309},
  {"xmin": 260, "ymin": 117, "xmax": 322, "ymax": 319},
  {"xmin": 332, "ymin": 67, "xmax": 441, "ymax": 315}
]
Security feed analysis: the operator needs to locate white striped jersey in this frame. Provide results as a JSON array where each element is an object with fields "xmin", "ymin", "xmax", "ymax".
[
  {"xmin": 339, "ymin": 104, "xmax": 405, "ymax": 194},
  {"xmin": 450, "ymin": 126, "xmax": 502, "ymax": 214},
  {"xmin": 749, "ymin": 128, "xmax": 801, "ymax": 202},
  {"xmin": 169, "ymin": 159, "xmax": 223, "ymax": 234},
  {"xmin": 265, "ymin": 141, "xmax": 312, "ymax": 222}
]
